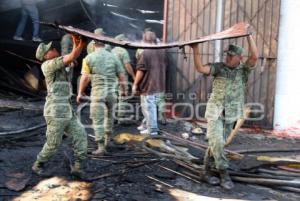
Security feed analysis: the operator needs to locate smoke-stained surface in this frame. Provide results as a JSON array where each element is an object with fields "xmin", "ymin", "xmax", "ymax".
[
  {"xmin": 0, "ymin": 0, "xmax": 164, "ymax": 41},
  {"xmin": 0, "ymin": 0, "xmax": 163, "ymax": 97},
  {"xmin": 82, "ymin": 0, "xmax": 164, "ymax": 40}
]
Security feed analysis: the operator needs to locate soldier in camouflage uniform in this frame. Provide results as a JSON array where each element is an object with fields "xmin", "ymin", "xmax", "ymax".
[
  {"xmin": 111, "ymin": 34, "xmax": 135, "ymax": 121},
  {"xmin": 87, "ymin": 28, "xmax": 111, "ymax": 54},
  {"xmin": 77, "ymin": 41, "xmax": 126, "ymax": 155},
  {"xmin": 32, "ymin": 34, "xmax": 88, "ymax": 177},
  {"xmin": 191, "ymin": 34, "xmax": 258, "ymax": 190}
]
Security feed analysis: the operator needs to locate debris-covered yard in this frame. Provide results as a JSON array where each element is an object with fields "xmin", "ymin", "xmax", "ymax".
[
  {"xmin": 1, "ymin": 0, "xmax": 300, "ymax": 200},
  {"xmin": 1, "ymin": 99, "xmax": 300, "ymax": 201}
]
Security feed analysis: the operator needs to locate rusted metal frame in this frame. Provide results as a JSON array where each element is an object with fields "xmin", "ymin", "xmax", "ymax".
[
  {"xmin": 235, "ymin": 0, "xmax": 239, "ymax": 45},
  {"xmin": 176, "ymin": 0, "xmax": 213, "ymax": 41},
  {"xmin": 172, "ymin": 0, "xmax": 212, "ymax": 93},
  {"xmin": 249, "ymin": 0, "xmax": 270, "ymax": 23},
  {"xmin": 187, "ymin": 0, "xmax": 194, "ymax": 99},
  {"xmin": 202, "ymin": 0, "xmax": 207, "ymax": 101},
  {"xmin": 229, "ymin": 0, "xmax": 233, "ymax": 27},
  {"xmin": 170, "ymin": 0, "xmax": 176, "ymax": 98},
  {"xmin": 163, "ymin": 0, "xmax": 168, "ymax": 43},
  {"xmin": 177, "ymin": 0, "xmax": 205, "ymax": 92},
  {"xmin": 178, "ymin": 0, "xmax": 185, "ymax": 91},
  {"xmin": 196, "ymin": 0, "xmax": 202, "ymax": 102},
  {"xmin": 236, "ymin": 0, "xmax": 276, "ymax": 57},
  {"xmin": 262, "ymin": 1, "xmax": 270, "ymax": 127},
  {"xmin": 265, "ymin": 0, "xmax": 275, "ymax": 126},
  {"xmin": 180, "ymin": 0, "xmax": 188, "ymax": 91},
  {"xmin": 242, "ymin": 0, "xmax": 247, "ymax": 49},
  {"xmin": 257, "ymin": 1, "xmax": 268, "ymax": 124}
]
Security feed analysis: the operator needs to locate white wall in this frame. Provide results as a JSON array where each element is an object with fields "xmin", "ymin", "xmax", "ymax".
[{"xmin": 274, "ymin": 0, "xmax": 300, "ymax": 132}]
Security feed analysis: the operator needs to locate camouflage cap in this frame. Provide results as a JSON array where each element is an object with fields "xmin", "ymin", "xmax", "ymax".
[
  {"xmin": 225, "ymin": 44, "xmax": 243, "ymax": 56},
  {"xmin": 115, "ymin": 34, "xmax": 126, "ymax": 41},
  {"xmin": 36, "ymin": 42, "xmax": 52, "ymax": 61},
  {"xmin": 94, "ymin": 28, "xmax": 105, "ymax": 35}
]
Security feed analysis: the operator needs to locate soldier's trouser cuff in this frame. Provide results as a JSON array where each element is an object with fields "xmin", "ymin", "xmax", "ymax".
[{"xmin": 207, "ymin": 119, "xmax": 229, "ymax": 171}]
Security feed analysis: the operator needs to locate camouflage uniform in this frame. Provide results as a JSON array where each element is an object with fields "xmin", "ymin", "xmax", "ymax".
[
  {"xmin": 35, "ymin": 54, "xmax": 88, "ymax": 164},
  {"xmin": 205, "ymin": 62, "xmax": 254, "ymax": 170},
  {"xmin": 82, "ymin": 48, "xmax": 124, "ymax": 142},
  {"xmin": 87, "ymin": 28, "xmax": 111, "ymax": 54},
  {"xmin": 112, "ymin": 44, "xmax": 131, "ymax": 118}
]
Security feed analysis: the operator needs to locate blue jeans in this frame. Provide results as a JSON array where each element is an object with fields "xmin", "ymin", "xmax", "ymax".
[
  {"xmin": 141, "ymin": 93, "xmax": 161, "ymax": 134},
  {"xmin": 15, "ymin": 4, "xmax": 39, "ymax": 38}
]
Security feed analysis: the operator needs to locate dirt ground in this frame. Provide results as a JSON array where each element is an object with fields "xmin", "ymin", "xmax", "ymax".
[{"xmin": 1, "ymin": 103, "xmax": 300, "ymax": 201}]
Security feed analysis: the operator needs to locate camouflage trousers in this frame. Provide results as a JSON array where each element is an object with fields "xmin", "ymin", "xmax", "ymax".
[
  {"xmin": 117, "ymin": 96, "xmax": 129, "ymax": 119},
  {"xmin": 205, "ymin": 118, "xmax": 235, "ymax": 170},
  {"xmin": 156, "ymin": 92, "xmax": 166, "ymax": 121},
  {"xmin": 36, "ymin": 115, "xmax": 88, "ymax": 163},
  {"xmin": 90, "ymin": 95, "xmax": 117, "ymax": 142}
]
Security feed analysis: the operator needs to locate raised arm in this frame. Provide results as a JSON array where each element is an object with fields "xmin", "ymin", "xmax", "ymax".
[
  {"xmin": 76, "ymin": 74, "xmax": 90, "ymax": 104},
  {"xmin": 190, "ymin": 44, "xmax": 211, "ymax": 75},
  {"xmin": 63, "ymin": 34, "xmax": 85, "ymax": 66},
  {"xmin": 245, "ymin": 35, "xmax": 258, "ymax": 67}
]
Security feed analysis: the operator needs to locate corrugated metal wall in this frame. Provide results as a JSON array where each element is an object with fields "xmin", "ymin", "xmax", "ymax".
[{"xmin": 165, "ymin": 0, "xmax": 280, "ymax": 128}]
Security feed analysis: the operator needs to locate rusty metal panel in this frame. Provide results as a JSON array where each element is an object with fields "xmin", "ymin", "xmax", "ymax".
[{"xmin": 165, "ymin": 0, "xmax": 280, "ymax": 128}]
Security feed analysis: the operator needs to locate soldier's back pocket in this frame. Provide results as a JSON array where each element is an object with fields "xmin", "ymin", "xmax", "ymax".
[{"xmin": 50, "ymin": 103, "xmax": 72, "ymax": 119}]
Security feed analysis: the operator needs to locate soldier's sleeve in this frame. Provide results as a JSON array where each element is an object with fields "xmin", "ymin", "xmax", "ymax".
[
  {"xmin": 86, "ymin": 41, "xmax": 94, "ymax": 55},
  {"xmin": 114, "ymin": 55, "xmax": 125, "ymax": 75},
  {"xmin": 81, "ymin": 58, "xmax": 91, "ymax": 74},
  {"xmin": 122, "ymin": 49, "xmax": 131, "ymax": 64},
  {"xmin": 208, "ymin": 62, "xmax": 221, "ymax": 76},
  {"xmin": 242, "ymin": 62, "xmax": 256, "ymax": 80},
  {"xmin": 135, "ymin": 49, "xmax": 143, "ymax": 60},
  {"xmin": 42, "ymin": 56, "xmax": 64, "ymax": 75}
]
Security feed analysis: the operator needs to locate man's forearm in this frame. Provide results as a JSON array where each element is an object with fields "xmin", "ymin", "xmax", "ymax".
[
  {"xmin": 191, "ymin": 45, "xmax": 210, "ymax": 75},
  {"xmin": 125, "ymin": 63, "xmax": 135, "ymax": 80},
  {"xmin": 246, "ymin": 35, "xmax": 259, "ymax": 66},
  {"xmin": 118, "ymin": 73, "xmax": 126, "ymax": 94},
  {"xmin": 133, "ymin": 70, "xmax": 144, "ymax": 87},
  {"xmin": 78, "ymin": 74, "xmax": 90, "ymax": 96},
  {"xmin": 63, "ymin": 46, "xmax": 83, "ymax": 66}
]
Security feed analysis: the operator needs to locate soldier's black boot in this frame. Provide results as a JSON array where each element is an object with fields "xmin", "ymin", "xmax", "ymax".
[
  {"xmin": 92, "ymin": 141, "xmax": 106, "ymax": 155},
  {"xmin": 32, "ymin": 161, "xmax": 46, "ymax": 176},
  {"xmin": 70, "ymin": 160, "xmax": 87, "ymax": 179},
  {"xmin": 219, "ymin": 170, "xmax": 234, "ymax": 190},
  {"xmin": 203, "ymin": 150, "xmax": 220, "ymax": 185}
]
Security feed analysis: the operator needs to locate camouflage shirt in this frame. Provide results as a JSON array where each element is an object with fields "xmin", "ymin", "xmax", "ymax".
[
  {"xmin": 135, "ymin": 49, "xmax": 144, "ymax": 61},
  {"xmin": 42, "ymin": 56, "xmax": 72, "ymax": 119},
  {"xmin": 111, "ymin": 46, "xmax": 131, "ymax": 80},
  {"xmin": 205, "ymin": 62, "xmax": 254, "ymax": 122},
  {"xmin": 82, "ymin": 48, "xmax": 124, "ymax": 101},
  {"xmin": 87, "ymin": 41, "xmax": 111, "ymax": 54}
]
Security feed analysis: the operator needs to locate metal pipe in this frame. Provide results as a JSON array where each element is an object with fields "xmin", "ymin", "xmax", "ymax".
[
  {"xmin": 214, "ymin": 0, "xmax": 223, "ymax": 62},
  {"xmin": 162, "ymin": 0, "xmax": 168, "ymax": 43}
]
